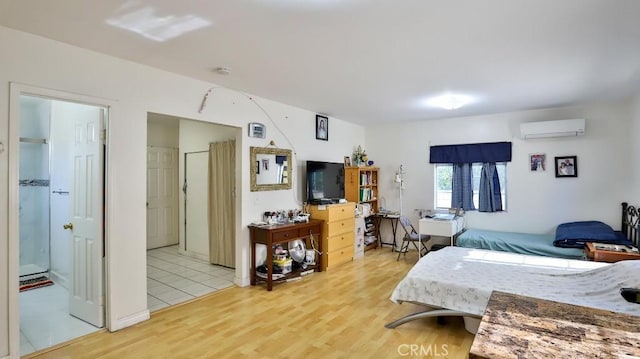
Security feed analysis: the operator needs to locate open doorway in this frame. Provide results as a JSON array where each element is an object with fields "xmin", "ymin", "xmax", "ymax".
[
  {"xmin": 146, "ymin": 113, "xmax": 237, "ymax": 312},
  {"xmin": 10, "ymin": 87, "xmax": 107, "ymax": 356}
]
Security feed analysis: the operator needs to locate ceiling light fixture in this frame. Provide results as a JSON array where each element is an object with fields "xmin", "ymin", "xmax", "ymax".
[
  {"xmin": 426, "ymin": 94, "xmax": 473, "ymax": 110},
  {"xmin": 214, "ymin": 67, "xmax": 231, "ymax": 75}
]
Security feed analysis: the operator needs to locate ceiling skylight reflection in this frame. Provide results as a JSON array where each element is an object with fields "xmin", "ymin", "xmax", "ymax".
[
  {"xmin": 425, "ymin": 93, "xmax": 474, "ymax": 110},
  {"xmin": 106, "ymin": 7, "xmax": 211, "ymax": 42}
]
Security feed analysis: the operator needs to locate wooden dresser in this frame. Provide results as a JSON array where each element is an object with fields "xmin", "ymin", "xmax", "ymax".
[{"xmin": 310, "ymin": 202, "xmax": 355, "ymax": 270}]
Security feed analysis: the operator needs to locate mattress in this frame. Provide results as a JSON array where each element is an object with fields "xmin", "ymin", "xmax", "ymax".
[
  {"xmin": 390, "ymin": 247, "xmax": 640, "ymax": 317},
  {"xmin": 457, "ymin": 228, "xmax": 585, "ymax": 260}
]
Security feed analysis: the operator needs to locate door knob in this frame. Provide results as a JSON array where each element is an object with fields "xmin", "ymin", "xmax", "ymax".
[{"xmin": 63, "ymin": 223, "xmax": 74, "ymax": 230}]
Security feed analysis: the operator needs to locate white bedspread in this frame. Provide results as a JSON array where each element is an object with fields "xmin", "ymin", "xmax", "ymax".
[{"xmin": 390, "ymin": 247, "xmax": 640, "ymax": 317}]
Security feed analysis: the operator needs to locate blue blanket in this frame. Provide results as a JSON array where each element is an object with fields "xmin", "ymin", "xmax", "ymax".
[
  {"xmin": 554, "ymin": 221, "xmax": 632, "ymax": 248},
  {"xmin": 457, "ymin": 229, "xmax": 585, "ymax": 259}
]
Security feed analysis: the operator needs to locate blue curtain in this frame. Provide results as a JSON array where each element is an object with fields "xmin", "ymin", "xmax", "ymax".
[
  {"xmin": 478, "ymin": 162, "xmax": 502, "ymax": 212},
  {"xmin": 430, "ymin": 142, "xmax": 511, "ymax": 164},
  {"xmin": 451, "ymin": 163, "xmax": 475, "ymax": 210}
]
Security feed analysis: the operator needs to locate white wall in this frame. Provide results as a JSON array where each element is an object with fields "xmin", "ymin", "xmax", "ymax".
[
  {"xmin": 630, "ymin": 94, "xmax": 640, "ymax": 201},
  {"xmin": 147, "ymin": 119, "xmax": 179, "ymax": 148},
  {"xmin": 178, "ymin": 119, "xmax": 236, "ymax": 260},
  {"xmin": 367, "ymin": 101, "xmax": 633, "ymax": 237},
  {"xmin": 0, "ymin": 25, "xmax": 364, "ymax": 357}
]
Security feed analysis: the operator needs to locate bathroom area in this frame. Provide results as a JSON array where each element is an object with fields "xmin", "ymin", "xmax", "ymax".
[{"xmin": 18, "ymin": 95, "xmax": 103, "ymax": 355}]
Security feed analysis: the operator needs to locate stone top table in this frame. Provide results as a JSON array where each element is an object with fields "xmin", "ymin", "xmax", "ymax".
[{"xmin": 469, "ymin": 291, "xmax": 640, "ymax": 358}]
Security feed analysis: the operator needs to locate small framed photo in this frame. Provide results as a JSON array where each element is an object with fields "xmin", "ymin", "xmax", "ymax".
[
  {"xmin": 529, "ymin": 153, "xmax": 546, "ymax": 172},
  {"xmin": 316, "ymin": 114, "xmax": 328, "ymax": 141},
  {"xmin": 344, "ymin": 156, "xmax": 351, "ymax": 167},
  {"xmin": 555, "ymin": 156, "xmax": 577, "ymax": 178}
]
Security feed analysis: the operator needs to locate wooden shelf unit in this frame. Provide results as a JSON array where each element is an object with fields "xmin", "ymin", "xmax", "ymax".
[{"xmin": 345, "ymin": 166, "xmax": 379, "ymax": 251}]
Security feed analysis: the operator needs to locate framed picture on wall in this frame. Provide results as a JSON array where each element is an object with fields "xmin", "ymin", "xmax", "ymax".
[
  {"xmin": 316, "ymin": 114, "xmax": 328, "ymax": 141},
  {"xmin": 555, "ymin": 156, "xmax": 577, "ymax": 178},
  {"xmin": 529, "ymin": 153, "xmax": 546, "ymax": 172}
]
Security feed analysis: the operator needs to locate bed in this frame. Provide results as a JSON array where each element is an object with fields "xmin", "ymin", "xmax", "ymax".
[
  {"xmin": 456, "ymin": 202, "xmax": 639, "ymax": 258},
  {"xmin": 387, "ymin": 246, "xmax": 640, "ymax": 332},
  {"xmin": 456, "ymin": 229, "xmax": 585, "ymax": 259}
]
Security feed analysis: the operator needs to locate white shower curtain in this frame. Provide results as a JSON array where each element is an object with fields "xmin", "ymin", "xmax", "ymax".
[{"xmin": 208, "ymin": 140, "xmax": 236, "ymax": 267}]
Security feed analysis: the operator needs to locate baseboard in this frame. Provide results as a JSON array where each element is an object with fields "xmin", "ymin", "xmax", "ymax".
[
  {"xmin": 185, "ymin": 251, "xmax": 209, "ymax": 262},
  {"xmin": 49, "ymin": 270, "xmax": 68, "ymax": 290},
  {"xmin": 109, "ymin": 310, "xmax": 150, "ymax": 332},
  {"xmin": 235, "ymin": 276, "xmax": 250, "ymax": 287}
]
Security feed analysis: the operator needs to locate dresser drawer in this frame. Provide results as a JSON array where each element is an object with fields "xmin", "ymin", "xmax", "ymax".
[
  {"xmin": 326, "ymin": 218, "xmax": 354, "ymax": 236},
  {"xmin": 326, "ymin": 203, "xmax": 354, "ymax": 221},
  {"xmin": 272, "ymin": 228, "xmax": 299, "ymax": 242},
  {"xmin": 310, "ymin": 202, "xmax": 355, "ymax": 222},
  {"xmin": 325, "ymin": 246, "xmax": 354, "ymax": 269},
  {"xmin": 325, "ymin": 231, "xmax": 355, "ymax": 252}
]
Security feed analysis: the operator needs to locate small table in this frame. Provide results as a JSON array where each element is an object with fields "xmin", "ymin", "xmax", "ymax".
[
  {"xmin": 585, "ymin": 242, "xmax": 640, "ymax": 262},
  {"xmin": 418, "ymin": 217, "xmax": 465, "ymax": 248},
  {"xmin": 249, "ymin": 219, "xmax": 323, "ymax": 291},
  {"xmin": 469, "ymin": 291, "xmax": 640, "ymax": 358},
  {"xmin": 373, "ymin": 213, "xmax": 400, "ymax": 250}
]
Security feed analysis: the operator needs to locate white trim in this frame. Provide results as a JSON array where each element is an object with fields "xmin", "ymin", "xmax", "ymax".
[
  {"xmin": 7, "ymin": 83, "xmax": 21, "ymax": 359},
  {"xmin": 109, "ymin": 310, "xmax": 150, "ymax": 332},
  {"xmin": 8, "ymin": 83, "xmax": 116, "ymax": 357}
]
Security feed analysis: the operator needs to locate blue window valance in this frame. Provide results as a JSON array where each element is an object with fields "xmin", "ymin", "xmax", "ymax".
[
  {"xmin": 275, "ymin": 155, "xmax": 287, "ymax": 165},
  {"xmin": 429, "ymin": 141, "xmax": 512, "ymax": 164}
]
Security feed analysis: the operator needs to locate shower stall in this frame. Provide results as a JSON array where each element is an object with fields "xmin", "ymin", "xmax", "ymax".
[{"xmin": 19, "ymin": 96, "xmax": 51, "ymax": 281}]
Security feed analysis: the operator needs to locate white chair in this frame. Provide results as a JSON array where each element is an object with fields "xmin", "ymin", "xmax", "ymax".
[{"xmin": 396, "ymin": 215, "xmax": 431, "ymax": 260}]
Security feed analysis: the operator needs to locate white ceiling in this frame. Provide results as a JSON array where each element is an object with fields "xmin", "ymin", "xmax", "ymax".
[{"xmin": 2, "ymin": 0, "xmax": 640, "ymax": 125}]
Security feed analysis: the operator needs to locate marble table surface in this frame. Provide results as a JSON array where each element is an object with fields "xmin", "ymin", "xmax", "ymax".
[{"xmin": 469, "ymin": 291, "xmax": 640, "ymax": 358}]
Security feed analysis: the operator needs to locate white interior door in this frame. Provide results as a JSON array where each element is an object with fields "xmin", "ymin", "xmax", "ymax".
[
  {"xmin": 185, "ymin": 152, "xmax": 209, "ymax": 261},
  {"xmin": 147, "ymin": 147, "xmax": 179, "ymax": 249},
  {"xmin": 68, "ymin": 105, "xmax": 104, "ymax": 327}
]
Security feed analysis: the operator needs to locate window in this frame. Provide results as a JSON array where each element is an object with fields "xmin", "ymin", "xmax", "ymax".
[{"xmin": 435, "ymin": 163, "xmax": 507, "ymax": 210}]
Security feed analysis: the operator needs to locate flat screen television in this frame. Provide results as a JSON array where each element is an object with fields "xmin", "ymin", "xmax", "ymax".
[{"xmin": 306, "ymin": 161, "xmax": 345, "ymax": 204}]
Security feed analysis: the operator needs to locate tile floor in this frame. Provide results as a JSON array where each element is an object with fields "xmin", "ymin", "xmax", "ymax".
[
  {"xmin": 19, "ymin": 284, "xmax": 101, "ymax": 356},
  {"xmin": 146, "ymin": 245, "xmax": 235, "ymax": 312},
  {"xmin": 18, "ymin": 245, "xmax": 234, "ymax": 356}
]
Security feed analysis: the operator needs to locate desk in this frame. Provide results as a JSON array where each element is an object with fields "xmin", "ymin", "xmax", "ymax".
[
  {"xmin": 373, "ymin": 213, "xmax": 400, "ymax": 250},
  {"xmin": 418, "ymin": 217, "xmax": 465, "ymax": 248},
  {"xmin": 469, "ymin": 291, "xmax": 640, "ymax": 358}
]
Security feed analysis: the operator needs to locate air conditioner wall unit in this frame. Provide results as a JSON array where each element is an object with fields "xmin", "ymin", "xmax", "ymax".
[{"xmin": 520, "ymin": 118, "xmax": 586, "ymax": 139}]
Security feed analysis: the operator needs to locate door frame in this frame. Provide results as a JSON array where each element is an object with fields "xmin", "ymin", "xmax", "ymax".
[{"xmin": 8, "ymin": 83, "xmax": 113, "ymax": 356}]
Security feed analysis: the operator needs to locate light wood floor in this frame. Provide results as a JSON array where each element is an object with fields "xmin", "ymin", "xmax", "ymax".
[{"xmin": 26, "ymin": 248, "xmax": 474, "ymax": 359}]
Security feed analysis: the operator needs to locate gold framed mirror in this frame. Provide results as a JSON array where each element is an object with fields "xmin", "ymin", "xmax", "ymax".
[{"xmin": 250, "ymin": 146, "xmax": 292, "ymax": 191}]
